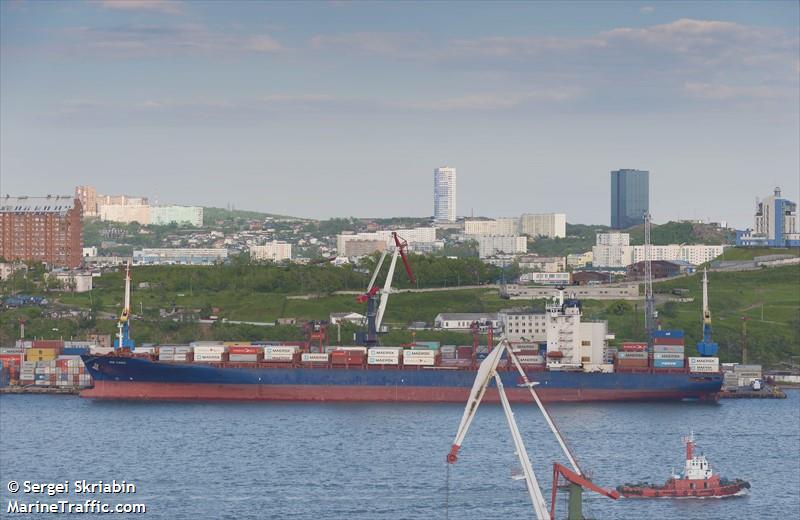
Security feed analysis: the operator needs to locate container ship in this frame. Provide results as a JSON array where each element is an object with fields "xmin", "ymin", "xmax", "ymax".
[{"xmin": 76, "ymin": 250, "xmax": 722, "ymax": 403}]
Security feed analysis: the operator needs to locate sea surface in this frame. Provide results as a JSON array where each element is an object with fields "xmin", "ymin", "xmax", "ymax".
[{"xmin": 1, "ymin": 391, "xmax": 798, "ymax": 519}]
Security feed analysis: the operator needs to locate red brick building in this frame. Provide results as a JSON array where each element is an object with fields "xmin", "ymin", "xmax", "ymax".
[{"xmin": 0, "ymin": 195, "xmax": 83, "ymax": 268}]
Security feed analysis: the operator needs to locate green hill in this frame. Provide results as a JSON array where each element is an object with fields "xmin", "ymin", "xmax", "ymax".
[{"xmin": 2, "ymin": 263, "xmax": 796, "ymax": 367}]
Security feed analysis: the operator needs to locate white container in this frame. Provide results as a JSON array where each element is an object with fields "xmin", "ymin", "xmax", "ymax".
[
  {"xmin": 653, "ymin": 352, "xmax": 684, "ymax": 360},
  {"xmin": 403, "ymin": 349, "xmax": 436, "ymax": 358},
  {"xmin": 20, "ymin": 372, "xmax": 35, "ymax": 381},
  {"xmin": 135, "ymin": 346, "xmax": 157, "ymax": 354},
  {"xmin": 403, "ymin": 357, "xmax": 435, "ymax": 366},
  {"xmin": 264, "ymin": 346, "xmax": 298, "ymax": 356},
  {"xmin": 90, "ymin": 346, "xmax": 115, "ymax": 355},
  {"xmin": 194, "ymin": 352, "xmax": 223, "ymax": 362},
  {"xmin": 516, "ymin": 355, "xmax": 545, "ymax": 365},
  {"xmin": 302, "ymin": 353, "xmax": 329, "ymax": 363},
  {"xmin": 194, "ymin": 346, "xmax": 226, "ymax": 355},
  {"xmin": 369, "ymin": 347, "xmax": 403, "ymax": 357},
  {"xmin": 158, "ymin": 354, "xmax": 174, "ymax": 362},
  {"xmin": 264, "ymin": 354, "xmax": 294, "ymax": 362},
  {"xmin": 368, "ymin": 356, "xmax": 400, "ymax": 365}
]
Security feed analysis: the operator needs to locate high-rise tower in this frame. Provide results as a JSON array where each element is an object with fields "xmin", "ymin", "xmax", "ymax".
[
  {"xmin": 434, "ymin": 166, "xmax": 457, "ymax": 223},
  {"xmin": 610, "ymin": 169, "xmax": 649, "ymax": 229}
]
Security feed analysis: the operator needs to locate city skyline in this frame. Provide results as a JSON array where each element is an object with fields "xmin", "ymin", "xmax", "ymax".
[{"xmin": 1, "ymin": 1, "xmax": 798, "ymax": 228}]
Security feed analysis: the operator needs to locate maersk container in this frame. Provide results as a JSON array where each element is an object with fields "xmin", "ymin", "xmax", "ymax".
[
  {"xmin": 403, "ymin": 349, "xmax": 436, "ymax": 358},
  {"xmin": 653, "ymin": 359, "xmax": 684, "ymax": 368},
  {"xmin": 301, "ymin": 353, "xmax": 329, "ymax": 363},
  {"xmin": 653, "ymin": 352, "xmax": 684, "ymax": 360},
  {"xmin": 368, "ymin": 356, "xmax": 400, "ymax": 365},
  {"xmin": 617, "ymin": 351, "xmax": 648, "ymax": 359}
]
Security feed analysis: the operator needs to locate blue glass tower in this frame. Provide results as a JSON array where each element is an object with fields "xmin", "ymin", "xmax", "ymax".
[{"xmin": 611, "ymin": 169, "xmax": 649, "ymax": 229}]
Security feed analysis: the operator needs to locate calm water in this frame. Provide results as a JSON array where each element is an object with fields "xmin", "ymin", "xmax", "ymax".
[{"xmin": 1, "ymin": 392, "xmax": 798, "ymax": 519}]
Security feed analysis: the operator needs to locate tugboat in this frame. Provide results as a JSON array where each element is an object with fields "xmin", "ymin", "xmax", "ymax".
[{"xmin": 618, "ymin": 432, "xmax": 750, "ymax": 498}]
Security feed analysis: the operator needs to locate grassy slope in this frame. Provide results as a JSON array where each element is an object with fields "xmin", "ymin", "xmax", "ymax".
[{"xmin": 6, "ymin": 265, "xmax": 798, "ymax": 366}]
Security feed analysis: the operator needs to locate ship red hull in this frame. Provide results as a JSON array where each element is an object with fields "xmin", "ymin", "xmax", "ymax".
[
  {"xmin": 618, "ymin": 479, "xmax": 750, "ymax": 499},
  {"xmin": 81, "ymin": 381, "xmax": 704, "ymax": 403}
]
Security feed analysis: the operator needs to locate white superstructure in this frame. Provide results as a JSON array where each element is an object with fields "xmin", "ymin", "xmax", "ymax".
[{"xmin": 434, "ymin": 166, "xmax": 457, "ymax": 222}]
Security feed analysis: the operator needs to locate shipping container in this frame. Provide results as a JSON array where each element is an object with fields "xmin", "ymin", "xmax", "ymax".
[
  {"xmin": 457, "ymin": 346, "xmax": 473, "ymax": 359},
  {"xmin": 403, "ymin": 357, "xmax": 435, "ymax": 366},
  {"xmin": 403, "ymin": 349, "xmax": 436, "ymax": 358},
  {"xmin": 516, "ymin": 355, "xmax": 545, "ymax": 365},
  {"xmin": 368, "ymin": 356, "xmax": 400, "ymax": 365},
  {"xmin": 621, "ymin": 342, "xmax": 647, "ymax": 352},
  {"xmin": 228, "ymin": 354, "xmax": 259, "ymax": 363},
  {"xmin": 413, "ymin": 341, "xmax": 441, "ymax": 350},
  {"xmin": 653, "ymin": 352, "xmax": 685, "ymax": 360},
  {"xmin": 653, "ymin": 344, "xmax": 685, "ymax": 353},
  {"xmin": 229, "ymin": 346, "xmax": 260, "ymax": 355},
  {"xmin": 652, "ymin": 337, "xmax": 685, "ymax": 346},
  {"xmin": 653, "ymin": 359, "xmax": 684, "ymax": 368},
  {"xmin": 301, "ymin": 353, "xmax": 329, "ymax": 363},
  {"xmin": 651, "ymin": 330, "xmax": 684, "ymax": 339},
  {"xmin": 617, "ymin": 351, "xmax": 648, "ymax": 359},
  {"xmin": 194, "ymin": 353, "xmax": 224, "ymax": 362}
]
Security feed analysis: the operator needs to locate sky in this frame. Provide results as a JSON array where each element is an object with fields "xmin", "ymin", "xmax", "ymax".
[{"xmin": 1, "ymin": 0, "xmax": 798, "ymax": 228}]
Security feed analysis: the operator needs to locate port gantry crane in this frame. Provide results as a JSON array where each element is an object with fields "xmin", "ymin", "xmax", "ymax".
[
  {"xmin": 446, "ymin": 336, "xmax": 618, "ymax": 520},
  {"xmin": 114, "ymin": 261, "xmax": 135, "ymax": 350},
  {"xmin": 356, "ymin": 232, "xmax": 415, "ymax": 346},
  {"xmin": 695, "ymin": 268, "xmax": 719, "ymax": 357}
]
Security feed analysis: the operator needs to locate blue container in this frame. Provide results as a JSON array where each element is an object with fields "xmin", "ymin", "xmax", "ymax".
[
  {"xmin": 653, "ymin": 359, "xmax": 683, "ymax": 368},
  {"xmin": 652, "ymin": 330, "xmax": 685, "ymax": 339},
  {"xmin": 63, "ymin": 347, "xmax": 89, "ymax": 356}
]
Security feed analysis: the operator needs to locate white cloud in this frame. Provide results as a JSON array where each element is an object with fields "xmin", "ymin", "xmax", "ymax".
[
  {"xmin": 94, "ymin": 0, "xmax": 185, "ymax": 16},
  {"xmin": 639, "ymin": 6, "xmax": 655, "ymax": 14},
  {"xmin": 683, "ymin": 82, "xmax": 792, "ymax": 100}
]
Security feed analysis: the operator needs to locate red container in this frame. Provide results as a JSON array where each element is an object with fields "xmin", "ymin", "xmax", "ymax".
[
  {"xmin": 653, "ymin": 338, "xmax": 684, "ymax": 346},
  {"xmin": 229, "ymin": 346, "xmax": 260, "ymax": 354},
  {"xmin": 331, "ymin": 351, "xmax": 364, "ymax": 365},
  {"xmin": 621, "ymin": 342, "xmax": 647, "ymax": 352},
  {"xmin": 457, "ymin": 346, "xmax": 473, "ymax": 359},
  {"xmin": 0, "ymin": 354, "xmax": 22, "ymax": 365},
  {"xmin": 616, "ymin": 358, "xmax": 649, "ymax": 367},
  {"xmin": 32, "ymin": 340, "xmax": 64, "ymax": 349}
]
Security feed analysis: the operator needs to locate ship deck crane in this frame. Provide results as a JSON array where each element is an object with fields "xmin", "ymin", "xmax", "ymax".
[
  {"xmin": 114, "ymin": 261, "xmax": 135, "ymax": 350},
  {"xmin": 446, "ymin": 336, "xmax": 618, "ymax": 519},
  {"xmin": 356, "ymin": 232, "xmax": 415, "ymax": 345},
  {"xmin": 696, "ymin": 268, "xmax": 718, "ymax": 356}
]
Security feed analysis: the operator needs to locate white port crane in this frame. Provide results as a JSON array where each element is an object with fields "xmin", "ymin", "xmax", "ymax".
[
  {"xmin": 446, "ymin": 336, "xmax": 618, "ymax": 519},
  {"xmin": 356, "ymin": 232, "xmax": 415, "ymax": 345}
]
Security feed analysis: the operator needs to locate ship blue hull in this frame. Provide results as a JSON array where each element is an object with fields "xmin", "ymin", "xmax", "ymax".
[{"xmin": 80, "ymin": 356, "xmax": 723, "ymax": 403}]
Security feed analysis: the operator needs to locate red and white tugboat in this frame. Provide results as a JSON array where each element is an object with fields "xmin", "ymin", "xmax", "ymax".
[{"xmin": 618, "ymin": 432, "xmax": 750, "ymax": 498}]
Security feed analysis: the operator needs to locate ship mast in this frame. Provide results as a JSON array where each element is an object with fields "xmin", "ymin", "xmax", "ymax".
[
  {"xmin": 115, "ymin": 260, "xmax": 133, "ymax": 350},
  {"xmin": 643, "ymin": 213, "xmax": 657, "ymax": 342}
]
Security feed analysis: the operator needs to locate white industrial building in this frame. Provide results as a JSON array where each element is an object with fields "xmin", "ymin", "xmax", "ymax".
[
  {"xmin": 434, "ymin": 166, "xmax": 457, "ymax": 223},
  {"xmin": 566, "ymin": 251, "xmax": 593, "ymax": 268},
  {"xmin": 99, "ymin": 204, "xmax": 151, "ymax": 224},
  {"xmin": 464, "ymin": 218, "xmax": 519, "ymax": 236},
  {"xmin": 133, "ymin": 248, "xmax": 228, "ymax": 265},
  {"xmin": 592, "ymin": 232, "xmax": 724, "ymax": 267},
  {"xmin": 150, "ymin": 205, "xmax": 203, "ymax": 227},
  {"xmin": 434, "ymin": 313, "xmax": 497, "ymax": 330},
  {"xmin": 336, "ymin": 227, "xmax": 438, "ymax": 254},
  {"xmin": 47, "ymin": 271, "xmax": 93, "ymax": 292},
  {"xmin": 520, "ymin": 213, "xmax": 566, "ymax": 238},
  {"xmin": 250, "ymin": 241, "xmax": 292, "ymax": 262},
  {"xmin": 472, "ymin": 235, "xmax": 527, "ymax": 258},
  {"xmin": 518, "ymin": 272, "xmax": 571, "ymax": 285},
  {"xmin": 630, "ymin": 244, "xmax": 726, "ymax": 265},
  {"xmin": 519, "ymin": 255, "xmax": 566, "ymax": 272}
]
